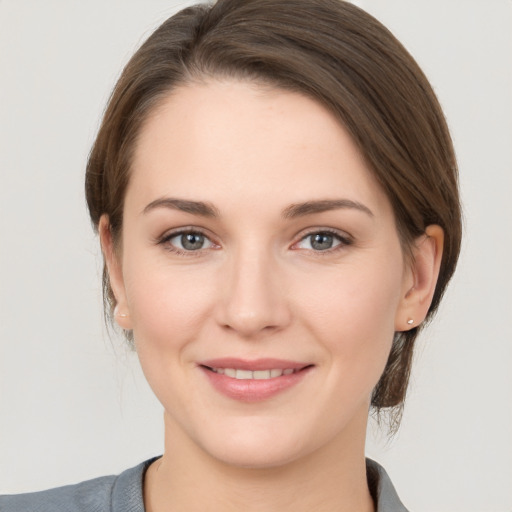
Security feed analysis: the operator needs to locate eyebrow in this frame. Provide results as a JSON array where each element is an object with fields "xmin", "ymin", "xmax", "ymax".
[
  {"xmin": 282, "ymin": 199, "xmax": 374, "ymax": 219},
  {"xmin": 142, "ymin": 198, "xmax": 220, "ymax": 217},
  {"xmin": 142, "ymin": 197, "xmax": 373, "ymax": 219}
]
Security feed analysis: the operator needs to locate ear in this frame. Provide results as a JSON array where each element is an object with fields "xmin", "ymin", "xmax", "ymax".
[
  {"xmin": 98, "ymin": 215, "xmax": 133, "ymax": 330},
  {"xmin": 395, "ymin": 225, "xmax": 444, "ymax": 331}
]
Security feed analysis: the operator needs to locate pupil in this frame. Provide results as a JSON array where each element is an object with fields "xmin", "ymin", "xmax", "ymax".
[
  {"xmin": 311, "ymin": 233, "xmax": 333, "ymax": 250},
  {"xmin": 182, "ymin": 233, "xmax": 204, "ymax": 250}
]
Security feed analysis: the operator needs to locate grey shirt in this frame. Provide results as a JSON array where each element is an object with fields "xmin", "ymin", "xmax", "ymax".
[{"xmin": 0, "ymin": 458, "xmax": 409, "ymax": 511}]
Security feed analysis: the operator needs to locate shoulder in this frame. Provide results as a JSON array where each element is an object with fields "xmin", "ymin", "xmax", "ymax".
[
  {"xmin": 0, "ymin": 458, "xmax": 157, "ymax": 512},
  {"xmin": 366, "ymin": 458, "xmax": 410, "ymax": 512},
  {"xmin": 0, "ymin": 475, "xmax": 116, "ymax": 512}
]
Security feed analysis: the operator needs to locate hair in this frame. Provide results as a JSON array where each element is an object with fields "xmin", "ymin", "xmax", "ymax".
[{"xmin": 85, "ymin": 0, "xmax": 462, "ymax": 417}]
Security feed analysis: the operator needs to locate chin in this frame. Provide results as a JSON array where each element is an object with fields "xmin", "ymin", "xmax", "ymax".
[
  {"xmin": 207, "ymin": 438, "xmax": 305, "ymax": 470},
  {"xmin": 192, "ymin": 416, "xmax": 327, "ymax": 470}
]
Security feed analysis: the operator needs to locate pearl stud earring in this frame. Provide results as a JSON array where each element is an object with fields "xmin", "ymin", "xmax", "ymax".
[
  {"xmin": 407, "ymin": 319, "xmax": 414, "ymax": 325},
  {"xmin": 114, "ymin": 306, "xmax": 128, "ymax": 318}
]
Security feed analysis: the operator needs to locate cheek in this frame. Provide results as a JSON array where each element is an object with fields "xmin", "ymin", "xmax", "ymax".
[
  {"xmin": 122, "ymin": 251, "xmax": 218, "ymax": 353},
  {"xmin": 121, "ymin": 258, "xmax": 220, "ymax": 412},
  {"xmin": 295, "ymin": 253, "xmax": 404, "ymax": 372}
]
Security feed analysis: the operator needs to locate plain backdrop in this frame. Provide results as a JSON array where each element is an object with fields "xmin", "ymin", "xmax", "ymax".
[{"xmin": 1, "ymin": 1, "xmax": 511, "ymax": 511}]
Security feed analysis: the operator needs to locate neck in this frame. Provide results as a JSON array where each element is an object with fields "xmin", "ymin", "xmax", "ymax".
[{"xmin": 144, "ymin": 413, "xmax": 375, "ymax": 512}]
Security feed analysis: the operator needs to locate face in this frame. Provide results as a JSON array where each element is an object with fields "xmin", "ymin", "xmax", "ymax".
[{"xmin": 105, "ymin": 80, "xmax": 416, "ymax": 468}]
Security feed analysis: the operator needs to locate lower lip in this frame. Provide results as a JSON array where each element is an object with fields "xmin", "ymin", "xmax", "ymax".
[{"xmin": 201, "ymin": 366, "xmax": 312, "ymax": 402}]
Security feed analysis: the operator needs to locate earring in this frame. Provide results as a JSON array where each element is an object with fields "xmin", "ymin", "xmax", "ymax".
[
  {"xmin": 114, "ymin": 305, "xmax": 128, "ymax": 318},
  {"xmin": 407, "ymin": 318, "xmax": 414, "ymax": 325}
]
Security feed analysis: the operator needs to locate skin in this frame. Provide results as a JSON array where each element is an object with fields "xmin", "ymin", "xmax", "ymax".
[{"xmin": 100, "ymin": 80, "xmax": 443, "ymax": 512}]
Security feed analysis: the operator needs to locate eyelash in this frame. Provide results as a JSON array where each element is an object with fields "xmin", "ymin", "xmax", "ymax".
[
  {"xmin": 292, "ymin": 228, "xmax": 353, "ymax": 255},
  {"xmin": 156, "ymin": 227, "xmax": 353, "ymax": 256},
  {"xmin": 157, "ymin": 227, "xmax": 218, "ymax": 257}
]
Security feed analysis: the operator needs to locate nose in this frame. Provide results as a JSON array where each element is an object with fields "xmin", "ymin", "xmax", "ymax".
[{"xmin": 216, "ymin": 248, "xmax": 292, "ymax": 338}]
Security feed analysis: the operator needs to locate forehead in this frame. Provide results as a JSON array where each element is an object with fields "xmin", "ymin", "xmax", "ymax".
[{"xmin": 128, "ymin": 80, "xmax": 391, "ymax": 217}]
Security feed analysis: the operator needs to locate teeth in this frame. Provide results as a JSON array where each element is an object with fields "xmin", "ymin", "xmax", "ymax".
[
  {"xmin": 253, "ymin": 370, "xmax": 271, "ymax": 379},
  {"xmin": 211, "ymin": 368, "xmax": 297, "ymax": 380},
  {"xmin": 236, "ymin": 369, "xmax": 253, "ymax": 380}
]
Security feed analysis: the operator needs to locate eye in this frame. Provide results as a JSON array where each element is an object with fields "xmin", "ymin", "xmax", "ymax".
[
  {"xmin": 294, "ymin": 231, "xmax": 350, "ymax": 251},
  {"xmin": 165, "ymin": 231, "xmax": 215, "ymax": 252}
]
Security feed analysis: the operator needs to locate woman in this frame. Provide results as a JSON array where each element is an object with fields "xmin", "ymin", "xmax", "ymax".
[{"xmin": 0, "ymin": 0, "xmax": 461, "ymax": 510}]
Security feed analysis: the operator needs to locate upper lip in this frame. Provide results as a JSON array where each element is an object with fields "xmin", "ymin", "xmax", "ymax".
[{"xmin": 198, "ymin": 358, "xmax": 311, "ymax": 371}]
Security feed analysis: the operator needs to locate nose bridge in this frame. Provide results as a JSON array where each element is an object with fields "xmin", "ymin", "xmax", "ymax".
[{"xmin": 218, "ymin": 241, "xmax": 290, "ymax": 337}]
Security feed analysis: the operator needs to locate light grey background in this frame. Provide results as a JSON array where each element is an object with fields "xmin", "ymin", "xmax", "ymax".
[{"xmin": 1, "ymin": 1, "xmax": 511, "ymax": 510}]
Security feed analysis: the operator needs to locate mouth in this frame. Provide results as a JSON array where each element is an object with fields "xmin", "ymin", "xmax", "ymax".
[
  {"xmin": 205, "ymin": 367, "xmax": 302, "ymax": 380},
  {"xmin": 198, "ymin": 359, "xmax": 314, "ymax": 402}
]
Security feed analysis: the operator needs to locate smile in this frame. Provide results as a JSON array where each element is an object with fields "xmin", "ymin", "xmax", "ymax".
[
  {"xmin": 209, "ymin": 368, "xmax": 297, "ymax": 379},
  {"xmin": 199, "ymin": 359, "xmax": 313, "ymax": 402}
]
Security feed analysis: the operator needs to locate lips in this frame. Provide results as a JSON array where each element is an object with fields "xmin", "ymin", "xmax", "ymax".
[{"xmin": 199, "ymin": 358, "xmax": 313, "ymax": 402}]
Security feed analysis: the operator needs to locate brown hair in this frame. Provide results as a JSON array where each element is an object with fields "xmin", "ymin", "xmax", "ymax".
[{"xmin": 85, "ymin": 0, "xmax": 462, "ymax": 415}]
